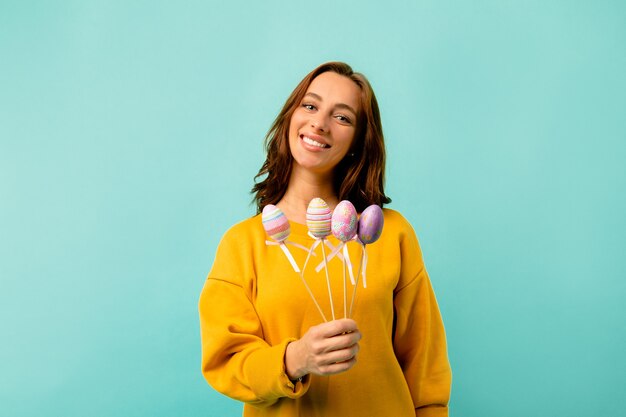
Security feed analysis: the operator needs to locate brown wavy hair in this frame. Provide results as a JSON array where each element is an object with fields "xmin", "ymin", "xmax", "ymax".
[{"xmin": 251, "ymin": 62, "xmax": 391, "ymax": 213}]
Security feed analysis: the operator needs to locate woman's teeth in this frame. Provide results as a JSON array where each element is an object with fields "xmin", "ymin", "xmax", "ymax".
[{"xmin": 303, "ymin": 136, "xmax": 328, "ymax": 148}]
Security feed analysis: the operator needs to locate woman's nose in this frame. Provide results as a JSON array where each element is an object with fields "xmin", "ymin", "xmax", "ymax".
[{"xmin": 310, "ymin": 115, "xmax": 327, "ymax": 132}]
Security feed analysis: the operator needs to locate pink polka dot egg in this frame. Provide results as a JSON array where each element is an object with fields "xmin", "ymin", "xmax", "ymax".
[{"xmin": 331, "ymin": 200, "xmax": 358, "ymax": 242}]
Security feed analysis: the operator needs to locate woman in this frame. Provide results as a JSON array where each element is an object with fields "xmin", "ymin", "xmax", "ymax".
[{"xmin": 199, "ymin": 62, "xmax": 451, "ymax": 416}]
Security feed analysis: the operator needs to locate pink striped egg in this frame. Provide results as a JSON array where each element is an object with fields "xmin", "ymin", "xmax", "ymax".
[
  {"xmin": 358, "ymin": 205, "xmax": 384, "ymax": 244},
  {"xmin": 262, "ymin": 205, "xmax": 290, "ymax": 242},
  {"xmin": 331, "ymin": 200, "xmax": 358, "ymax": 242},
  {"xmin": 306, "ymin": 198, "xmax": 332, "ymax": 239}
]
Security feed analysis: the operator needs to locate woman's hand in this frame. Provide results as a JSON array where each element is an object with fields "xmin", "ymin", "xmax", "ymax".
[{"xmin": 285, "ymin": 319, "xmax": 361, "ymax": 380}]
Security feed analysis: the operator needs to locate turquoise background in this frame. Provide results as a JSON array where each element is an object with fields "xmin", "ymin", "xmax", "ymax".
[{"xmin": 1, "ymin": 1, "xmax": 624, "ymax": 416}]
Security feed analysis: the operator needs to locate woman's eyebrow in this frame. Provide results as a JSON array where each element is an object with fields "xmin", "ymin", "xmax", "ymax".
[
  {"xmin": 304, "ymin": 92, "xmax": 322, "ymax": 101},
  {"xmin": 304, "ymin": 92, "xmax": 357, "ymax": 115},
  {"xmin": 334, "ymin": 103, "xmax": 357, "ymax": 115}
]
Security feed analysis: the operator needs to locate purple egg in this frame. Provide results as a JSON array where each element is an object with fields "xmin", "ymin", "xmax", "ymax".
[
  {"xmin": 331, "ymin": 200, "xmax": 358, "ymax": 242},
  {"xmin": 358, "ymin": 205, "xmax": 384, "ymax": 244}
]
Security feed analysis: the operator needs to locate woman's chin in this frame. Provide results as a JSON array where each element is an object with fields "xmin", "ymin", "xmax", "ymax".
[{"xmin": 292, "ymin": 159, "xmax": 334, "ymax": 176}]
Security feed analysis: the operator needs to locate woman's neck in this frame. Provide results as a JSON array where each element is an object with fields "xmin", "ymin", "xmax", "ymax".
[{"xmin": 277, "ymin": 166, "xmax": 339, "ymax": 224}]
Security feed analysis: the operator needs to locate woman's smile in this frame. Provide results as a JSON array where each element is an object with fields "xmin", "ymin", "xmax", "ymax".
[{"xmin": 300, "ymin": 134, "xmax": 330, "ymax": 150}]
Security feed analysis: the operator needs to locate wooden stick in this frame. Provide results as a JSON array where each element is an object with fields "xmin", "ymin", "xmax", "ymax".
[
  {"xmin": 320, "ymin": 239, "xmax": 335, "ymax": 321},
  {"xmin": 300, "ymin": 240, "xmax": 327, "ymax": 322},
  {"xmin": 343, "ymin": 247, "xmax": 347, "ymax": 319},
  {"xmin": 348, "ymin": 244, "xmax": 365, "ymax": 318}
]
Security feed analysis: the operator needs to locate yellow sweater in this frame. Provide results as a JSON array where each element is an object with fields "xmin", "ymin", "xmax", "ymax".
[{"xmin": 199, "ymin": 209, "xmax": 451, "ymax": 416}]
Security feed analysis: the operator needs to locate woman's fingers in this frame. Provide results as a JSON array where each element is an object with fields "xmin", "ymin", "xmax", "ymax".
[
  {"xmin": 307, "ymin": 320, "xmax": 361, "ymax": 375},
  {"xmin": 309, "ymin": 319, "xmax": 361, "ymax": 353},
  {"xmin": 315, "ymin": 318, "xmax": 358, "ymax": 338},
  {"xmin": 323, "ymin": 330, "xmax": 361, "ymax": 353},
  {"xmin": 317, "ymin": 356, "xmax": 357, "ymax": 375},
  {"xmin": 286, "ymin": 319, "xmax": 362, "ymax": 379},
  {"xmin": 318, "ymin": 341, "xmax": 360, "ymax": 366}
]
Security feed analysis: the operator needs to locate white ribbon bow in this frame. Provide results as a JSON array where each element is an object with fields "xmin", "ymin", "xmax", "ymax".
[
  {"xmin": 264, "ymin": 240, "xmax": 313, "ymax": 274},
  {"xmin": 314, "ymin": 239, "xmax": 356, "ymax": 286}
]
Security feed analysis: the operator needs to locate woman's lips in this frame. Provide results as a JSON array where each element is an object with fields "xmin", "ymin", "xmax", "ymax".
[{"xmin": 300, "ymin": 134, "xmax": 330, "ymax": 149}]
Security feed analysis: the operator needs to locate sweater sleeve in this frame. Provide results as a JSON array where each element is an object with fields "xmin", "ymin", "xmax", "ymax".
[
  {"xmin": 392, "ymin": 219, "xmax": 452, "ymax": 417},
  {"xmin": 198, "ymin": 226, "xmax": 310, "ymax": 407}
]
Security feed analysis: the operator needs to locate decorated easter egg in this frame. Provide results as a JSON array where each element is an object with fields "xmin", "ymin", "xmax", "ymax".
[
  {"xmin": 358, "ymin": 205, "xmax": 384, "ymax": 244},
  {"xmin": 262, "ymin": 204, "xmax": 290, "ymax": 242},
  {"xmin": 331, "ymin": 200, "xmax": 358, "ymax": 242},
  {"xmin": 306, "ymin": 198, "xmax": 332, "ymax": 238}
]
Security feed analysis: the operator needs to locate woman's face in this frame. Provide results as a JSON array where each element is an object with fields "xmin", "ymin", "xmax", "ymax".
[{"xmin": 288, "ymin": 72, "xmax": 361, "ymax": 177}]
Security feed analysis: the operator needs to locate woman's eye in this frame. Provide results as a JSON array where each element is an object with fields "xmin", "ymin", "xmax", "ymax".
[
  {"xmin": 335, "ymin": 114, "xmax": 352, "ymax": 124},
  {"xmin": 302, "ymin": 103, "xmax": 316, "ymax": 111}
]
